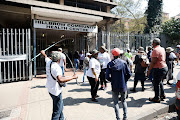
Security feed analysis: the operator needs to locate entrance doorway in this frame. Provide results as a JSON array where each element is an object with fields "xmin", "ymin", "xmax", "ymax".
[{"xmin": 35, "ymin": 29, "xmax": 88, "ymax": 71}]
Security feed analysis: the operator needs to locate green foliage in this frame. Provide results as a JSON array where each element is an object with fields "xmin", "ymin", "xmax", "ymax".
[
  {"xmin": 128, "ymin": 17, "xmax": 147, "ymax": 33},
  {"xmin": 161, "ymin": 18, "xmax": 180, "ymax": 42},
  {"xmin": 144, "ymin": 0, "xmax": 163, "ymax": 33},
  {"xmin": 111, "ymin": 0, "xmax": 146, "ymax": 33}
]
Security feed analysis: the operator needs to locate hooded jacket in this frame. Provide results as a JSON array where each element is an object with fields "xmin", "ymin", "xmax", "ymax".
[{"xmin": 106, "ymin": 58, "xmax": 132, "ymax": 92}]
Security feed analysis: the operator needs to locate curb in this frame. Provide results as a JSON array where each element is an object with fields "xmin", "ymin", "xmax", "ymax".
[{"xmin": 129, "ymin": 97, "xmax": 176, "ymax": 120}]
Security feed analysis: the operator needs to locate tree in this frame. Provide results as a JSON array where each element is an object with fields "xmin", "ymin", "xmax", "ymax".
[
  {"xmin": 161, "ymin": 18, "xmax": 180, "ymax": 44},
  {"xmin": 111, "ymin": 0, "xmax": 146, "ymax": 33},
  {"xmin": 128, "ymin": 16, "xmax": 147, "ymax": 33},
  {"xmin": 144, "ymin": 0, "xmax": 163, "ymax": 33}
]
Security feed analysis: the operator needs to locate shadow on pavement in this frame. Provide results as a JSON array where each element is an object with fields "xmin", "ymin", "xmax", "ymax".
[
  {"xmin": 31, "ymin": 85, "xmax": 46, "ymax": 89},
  {"xmin": 67, "ymin": 82, "xmax": 79, "ymax": 85},
  {"xmin": 63, "ymin": 97, "xmax": 114, "ymax": 107},
  {"xmin": 68, "ymin": 88, "xmax": 90, "ymax": 92},
  {"xmin": 80, "ymin": 83, "xmax": 90, "ymax": 86},
  {"xmin": 126, "ymin": 97, "xmax": 151, "ymax": 107}
]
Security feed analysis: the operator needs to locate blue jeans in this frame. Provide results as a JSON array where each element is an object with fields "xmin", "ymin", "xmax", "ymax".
[
  {"xmin": 153, "ymin": 67, "xmax": 168, "ymax": 99},
  {"xmin": 49, "ymin": 93, "xmax": 64, "ymax": 120},
  {"xmin": 112, "ymin": 91, "xmax": 127, "ymax": 120},
  {"xmin": 61, "ymin": 66, "xmax": 65, "ymax": 76},
  {"xmin": 74, "ymin": 59, "xmax": 79, "ymax": 70},
  {"xmin": 83, "ymin": 67, "xmax": 88, "ymax": 82}
]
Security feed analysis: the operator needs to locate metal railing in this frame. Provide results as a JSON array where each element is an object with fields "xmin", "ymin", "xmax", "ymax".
[
  {"xmin": 98, "ymin": 31, "xmax": 160, "ymax": 52},
  {"xmin": 0, "ymin": 28, "xmax": 32, "ymax": 83}
]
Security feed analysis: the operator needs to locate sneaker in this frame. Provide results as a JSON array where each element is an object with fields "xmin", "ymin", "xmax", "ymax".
[{"xmin": 99, "ymin": 87, "xmax": 104, "ymax": 90}]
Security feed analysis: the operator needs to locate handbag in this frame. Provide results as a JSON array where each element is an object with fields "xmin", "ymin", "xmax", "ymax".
[
  {"xmin": 50, "ymin": 62, "xmax": 66, "ymax": 87},
  {"xmin": 140, "ymin": 55, "xmax": 149, "ymax": 68}
]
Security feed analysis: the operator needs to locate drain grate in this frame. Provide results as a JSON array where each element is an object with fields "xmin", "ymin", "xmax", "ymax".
[{"xmin": 0, "ymin": 110, "xmax": 11, "ymax": 119}]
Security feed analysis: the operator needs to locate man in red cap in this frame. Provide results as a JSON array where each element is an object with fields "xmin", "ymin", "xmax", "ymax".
[{"xmin": 106, "ymin": 48, "xmax": 131, "ymax": 120}]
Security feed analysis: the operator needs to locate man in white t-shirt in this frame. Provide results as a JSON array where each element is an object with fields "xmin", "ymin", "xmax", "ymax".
[
  {"xmin": 41, "ymin": 50, "xmax": 77, "ymax": 120},
  {"xmin": 58, "ymin": 48, "xmax": 66, "ymax": 76},
  {"xmin": 98, "ymin": 46, "xmax": 111, "ymax": 90}
]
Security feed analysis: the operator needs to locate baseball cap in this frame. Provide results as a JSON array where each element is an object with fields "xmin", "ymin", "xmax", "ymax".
[{"xmin": 58, "ymin": 48, "xmax": 62, "ymax": 51}]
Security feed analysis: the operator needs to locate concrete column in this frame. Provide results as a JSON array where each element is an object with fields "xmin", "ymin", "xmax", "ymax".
[
  {"xmin": 106, "ymin": 23, "xmax": 111, "ymax": 54},
  {"xmin": 60, "ymin": 0, "xmax": 64, "ymax": 5},
  {"xmin": 107, "ymin": 6, "xmax": 111, "ymax": 13}
]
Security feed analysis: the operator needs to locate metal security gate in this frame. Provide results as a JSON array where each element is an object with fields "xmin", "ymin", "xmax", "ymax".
[
  {"xmin": 98, "ymin": 31, "xmax": 160, "ymax": 51},
  {"xmin": 0, "ymin": 28, "xmax": 32, "ymax": 83}
]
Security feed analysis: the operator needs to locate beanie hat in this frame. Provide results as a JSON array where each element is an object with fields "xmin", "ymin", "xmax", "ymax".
[{"xmin": 112, "ymin": 48, "xmax": 121, "ymax": 56}]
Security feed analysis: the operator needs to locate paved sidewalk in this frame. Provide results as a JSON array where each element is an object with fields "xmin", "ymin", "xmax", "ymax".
[{"xmin": 0, "ymin": 66, "xmax": 179, "ymax": 120}]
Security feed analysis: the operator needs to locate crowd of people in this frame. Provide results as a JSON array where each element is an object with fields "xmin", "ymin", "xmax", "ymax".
[{"xmin": 41, "ymin": 38, "xmax": 180, "ymax": 120}]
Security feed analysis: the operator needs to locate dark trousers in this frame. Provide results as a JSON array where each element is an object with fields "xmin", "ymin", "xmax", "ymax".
[
  {"xmin": 99, "ymin": 68, "xmax": 107, "ymax": 87},
  {"xmin": 87, "ymin": 76, "xmax": 99, "ymax": 98},
  {"xmin": 153, "ymin": 67, "xmax": 168, "ymax": 99},
  {"xmin": 133, "ymin": 73, "xmax": 145, "ymax": 89},
  {"xmin": 167, "ymin": 68, "xmax": 173, "ymax": 82},
  {"xmin": 79, "ymin": 60, "xmax": 83, "ymax": 70},
  {"xmin": 49, "ymin": 93, "xmax": 64, "ymax": 120}
]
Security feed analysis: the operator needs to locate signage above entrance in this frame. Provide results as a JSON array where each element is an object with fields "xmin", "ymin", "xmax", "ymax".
[{"xmin": 33, "ymin": 20, "xmax": 98, "ymax": 33}]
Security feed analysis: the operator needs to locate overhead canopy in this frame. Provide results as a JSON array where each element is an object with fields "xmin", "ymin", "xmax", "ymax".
[{"xmin": 31, "ymin": 7, "xmax": 104, "ymax": 25}]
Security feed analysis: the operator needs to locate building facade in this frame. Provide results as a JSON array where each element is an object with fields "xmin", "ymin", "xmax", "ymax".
[{"xmin": 0, "ymin": 0, "xmax": 119, "ymax": 78}]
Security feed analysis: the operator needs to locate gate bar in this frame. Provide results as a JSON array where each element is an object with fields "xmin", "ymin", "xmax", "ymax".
[
  {"xmin": 26, "ymin": 29, "xmax": 28, "ymax": 79},
  {"xmin": 3, "ymin": 29, "xmax": 6, "ymax": 81},
  {"xmin": 19, "ymin": 29, "xmax": 21, "ymax": 80},
  {"xmin": 15, "ymin": 29, "xmax": 18, "ymax": 81},
  {"xmin": 7, "ymin": 29, "xmax": 10, "ymax": 82},
  {"xmin": 28, "ymin": 29, "xmax": 32, "ymax": 80},
  {"xmin": 11, "ymin": 29, "xmax": 14, "ymax": 81},
  {"xmin": 0, "ymin": 31, "xmax": 2, "ymax": 83},
  {"xmin": 22, "ymin": 29, "xmax": 25, "ymax": 80}
]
